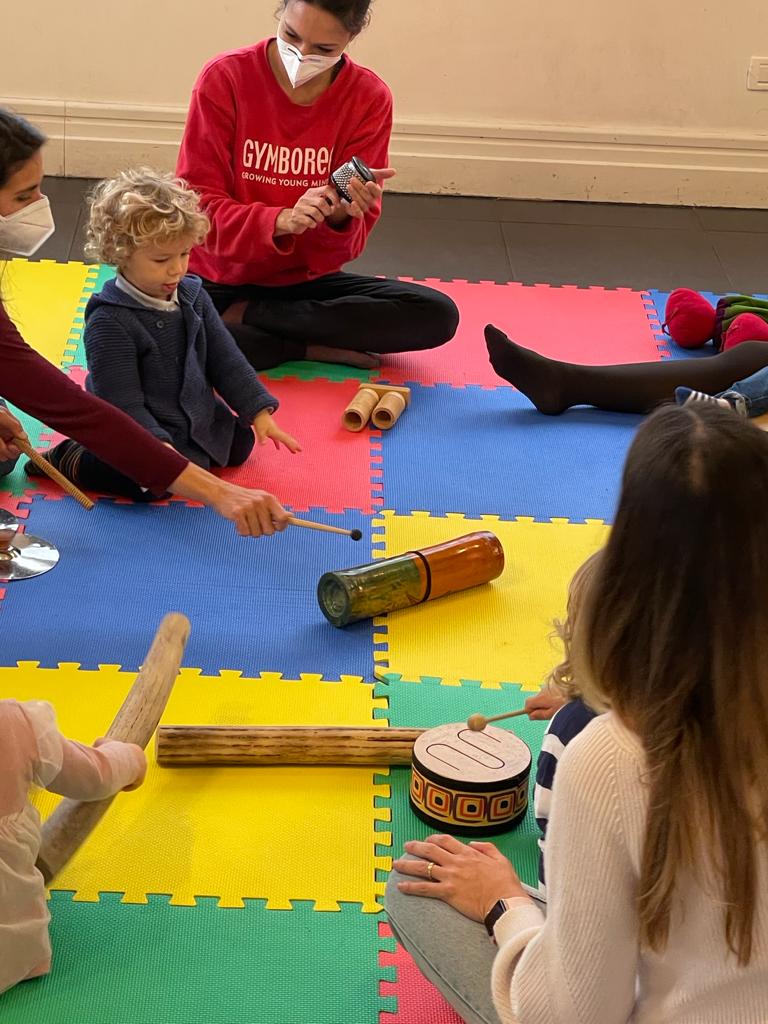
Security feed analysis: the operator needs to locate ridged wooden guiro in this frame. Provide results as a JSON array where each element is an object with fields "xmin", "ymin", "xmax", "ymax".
[{"xmin": 156, "ymin": 725, "xmax": 423, "ymax": 765}]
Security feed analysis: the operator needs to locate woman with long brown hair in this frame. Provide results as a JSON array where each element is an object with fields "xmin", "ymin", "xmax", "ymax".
[{"xmin": 386, "ymin": 403, "xmax": 768, "ymax": 1023}]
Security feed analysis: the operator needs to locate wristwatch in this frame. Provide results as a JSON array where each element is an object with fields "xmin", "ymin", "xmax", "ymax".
[{"xmin": 483, "ymin": 899, "xmax": 510, "ymax": 941}]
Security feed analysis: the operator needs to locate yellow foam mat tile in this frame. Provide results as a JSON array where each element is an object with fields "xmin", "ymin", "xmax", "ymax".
[
  {"xmin": 373, "ymin": 512, "xmax": 610, "ymax": 688},
  {"xmin": 0, "ymin": 665, "xmax": 390, "ymax": 910},
  {"xmin": 2, "ymin": 259, "xmax": 92, "ymax": 368}
]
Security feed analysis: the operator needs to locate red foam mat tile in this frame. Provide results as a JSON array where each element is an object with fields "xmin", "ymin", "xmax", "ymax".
[
  {"xmin": 377, "ymin": 280, "xmax": 664, "ymax": 388},
  {"xmin": 26, "ymin": 377, "xmax": 378, "ymax": 515},
  {"xmin": 217, "ymin": 378, "xmax": 377, "ymax": 513},
  {"xmin": 379, "ymin": 923, "xmax": 465, "ymax": 1024}
]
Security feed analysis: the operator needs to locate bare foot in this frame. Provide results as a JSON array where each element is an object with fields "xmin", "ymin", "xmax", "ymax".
[
  {"xmin": 306, "ymin": 345, "xmax": 381, "ymax": 369},
  {"xmin": 222, "ymin": 300, "xmax": 249, "ymax": 324}
]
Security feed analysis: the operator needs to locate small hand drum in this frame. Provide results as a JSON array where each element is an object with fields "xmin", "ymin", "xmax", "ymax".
[
  {"xmin": 329, "ymin": 156, "xmax": 376, "ymax": 203},
  {"xmin": 410, "ymin": 723, "xmax": 531, "ymax": 836}
]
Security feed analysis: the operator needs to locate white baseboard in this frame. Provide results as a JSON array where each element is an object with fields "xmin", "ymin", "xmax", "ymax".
[{"xmin": 4, "ymin": 97, "xmax": 768, "ymax": 207}]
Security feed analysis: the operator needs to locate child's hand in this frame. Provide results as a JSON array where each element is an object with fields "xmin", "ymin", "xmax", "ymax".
[
  {"xmin": 253, "ymin": 411, "xmax": 302, "ymax": 454},
  {"xmin": 94, "ymin": 737, "xmax": 148, "ymax": 791},
  {"xmin": 525, "ymin": 687, "xmax": 569, "ymax": 721}
]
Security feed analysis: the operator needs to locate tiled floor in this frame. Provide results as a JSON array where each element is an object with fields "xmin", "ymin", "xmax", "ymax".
[{"xmin": 39, "ymin": 176, "xmax": 768, "ymax": 292}]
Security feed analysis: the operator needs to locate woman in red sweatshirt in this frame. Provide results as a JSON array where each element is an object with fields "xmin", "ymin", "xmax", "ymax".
[
  {"xmin": 176, "ymin": 0, "xmax": 459, "ymax": 371},
  {"xmin": 0, "ymin": 108, "xmax": 289, "ymax": 538}
]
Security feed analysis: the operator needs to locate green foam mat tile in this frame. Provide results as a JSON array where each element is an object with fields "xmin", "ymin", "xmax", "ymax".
[
  {"xmin": 62, "ymin": 263, "xmax": 116, "ymax": 369},
  {"xmin": 263, "ymin": 359, "xmax": 376, "ymax": 383},
  {"xmin": 0, "ymin": 893, "xmax": 384, "ymax": 1024},
  {"xmin": 0, "ymin": 405, "xmax": 53, "ymax": 497},
  {"xmin": 374, "ymin": 677, "xmax": 547, "ymax": 890}
]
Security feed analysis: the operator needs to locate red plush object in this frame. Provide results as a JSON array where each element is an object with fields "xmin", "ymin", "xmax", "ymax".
[
  {"xmin": 722, "ymin": 312, "xmax": 768, "ymax": 351},
  {"xmin": 662, "ymin": 288, "xmax": 717, "ymax": 348}
]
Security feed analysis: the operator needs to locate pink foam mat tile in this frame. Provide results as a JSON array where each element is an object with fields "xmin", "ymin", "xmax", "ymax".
[
  {"xmin": 379, "ymin": 923, "xmax": 465, "ymax": 1024},
  {"xmin": 375, "ymin": 279, "xmax": 664, "ymax": 388}
]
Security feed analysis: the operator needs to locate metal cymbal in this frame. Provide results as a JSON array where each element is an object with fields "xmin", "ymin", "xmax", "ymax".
[{"xmin": 0, "ymin": 507, "xmax": 59, "ymax": 581}]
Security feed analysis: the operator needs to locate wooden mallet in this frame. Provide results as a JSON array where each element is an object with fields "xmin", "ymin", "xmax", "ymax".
[
  {"xmin": 14, "ymin": 435, "xmax": 94, "ymax": 511},
  {"xmin": 466, "ymin": 709, "xmax": 528, "ymax": 731},
  {"xmin": 35, "ymin": 611, "xmax": 191, "ymax": 884},
  {"xmin": 288, "ymin": 516, "xmax": 362, "ymax": 541}
]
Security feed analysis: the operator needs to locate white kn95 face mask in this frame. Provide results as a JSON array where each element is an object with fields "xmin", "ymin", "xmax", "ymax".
[
  {"xmin": 0, "ymin": 196, "xmax": 55, "ymax": 256},
  {"xmin": 276, "ymin": 35, "xmax": 341, "ymax": 88}
]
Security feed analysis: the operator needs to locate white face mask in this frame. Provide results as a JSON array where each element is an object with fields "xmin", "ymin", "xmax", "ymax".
[
  {"xmin": 276, "ymin": 34, "xmax": 342, "ymax": 88},
  {"xmin": 0, "ymin": 196, "xmax": 55, "ymax": 257}
]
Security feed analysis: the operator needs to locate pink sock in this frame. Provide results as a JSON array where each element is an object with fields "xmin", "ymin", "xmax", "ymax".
[
  {"xmin": 722, "ymin": 312, "xmax": 768, "ymax": 351},
  {"xmin": 662, "ymin": 288, "xmax": 717, "ymax": 348}
]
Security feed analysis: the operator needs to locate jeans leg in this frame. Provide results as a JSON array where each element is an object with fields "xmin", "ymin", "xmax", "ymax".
[
  {"xmin": 720, "ymin": 365, "xmax": 768, "ymax": 417},
  {"xmin": 384, "ymin": 864, "xmax": 502, "ymax": 1024}
]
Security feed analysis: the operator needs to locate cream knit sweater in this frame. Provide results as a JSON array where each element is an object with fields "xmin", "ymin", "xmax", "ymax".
[{"xmin": 491, "ymin": 713, "xmax": 768, "ymax": 1023}]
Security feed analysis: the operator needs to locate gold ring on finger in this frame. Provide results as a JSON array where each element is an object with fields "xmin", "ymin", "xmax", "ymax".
[{"xmin": 426, "ymin": 861, "xmax": 435, "ymax": 882}]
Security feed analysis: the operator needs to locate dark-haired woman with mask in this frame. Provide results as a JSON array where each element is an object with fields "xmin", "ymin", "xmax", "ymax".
[
  {"xmin": 177, "ymin": 0, "xmax": 459, "ymax": 371},
  {"xmin": 0, "ymin": 108, "xmax": 290, "ymax": 537}
]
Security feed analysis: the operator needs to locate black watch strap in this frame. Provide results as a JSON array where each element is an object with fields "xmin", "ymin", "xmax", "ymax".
[{"xmin": 483, "ymin": 899, "xmax": 509, "ymax": 939}]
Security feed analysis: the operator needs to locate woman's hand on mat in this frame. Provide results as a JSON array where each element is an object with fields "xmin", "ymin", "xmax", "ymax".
[
  {"xmin": 275, "ymin": 186, "xmax": 341, "ymax": 236},
  {"xmin": 253, "ymin": 411, "xmax": 302, "ymax": 454},
  {"xmin": 94, "ymin": 738, "xmax": 148, "ymax": 791},
  {"xmin": 525, "ymin": 687, "xmax": 569, "ymax": 721},
  {"xmin": 0, "ymin": 406, "xmax": 26, "ymax": 461},
  {"xmin": 394, "ymin": 834, "xmax": 528, "ymax": 922},
  {"xmin": 341, "ymin": 168, "xmax": 396, "ymax": 219}
]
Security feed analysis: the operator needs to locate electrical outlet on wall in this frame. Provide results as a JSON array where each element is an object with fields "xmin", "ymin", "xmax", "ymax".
[{"xmin": 748, "ymin": 57, "xmax": 768, "ymax": 90}]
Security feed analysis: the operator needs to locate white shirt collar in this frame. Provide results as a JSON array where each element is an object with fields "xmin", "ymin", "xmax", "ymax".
[{"xmin": 115, "ymin": 273, "xmax": 180, "ymax": 312}]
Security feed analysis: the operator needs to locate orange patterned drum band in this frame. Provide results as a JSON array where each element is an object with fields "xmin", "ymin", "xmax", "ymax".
[{"xmin": 409, "ymin": 723, "xmax": 532, "ymax": 837}]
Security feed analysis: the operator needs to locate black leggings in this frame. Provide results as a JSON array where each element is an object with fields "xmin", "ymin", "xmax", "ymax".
[{"xmin": 203, "ymin": 271, "xmax": 460, "ymax": 371}]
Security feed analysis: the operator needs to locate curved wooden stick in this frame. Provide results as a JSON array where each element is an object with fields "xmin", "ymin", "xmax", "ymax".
[
  {"xmin": 14, "ymin": 436, "xmax": 95, "ymax": 510},
  {"xmin": 35, "ymin": 612, "xmax": 191, "ymax": 884}
]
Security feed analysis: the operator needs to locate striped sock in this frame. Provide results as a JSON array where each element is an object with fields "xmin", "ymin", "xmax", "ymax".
[
  {"xmin": 674, "ymin": 387, "xmax": 733, "ymax": 411},
  {"xmin": 24, "ymin": 439, "xmax": 85, "ymax": 482}
]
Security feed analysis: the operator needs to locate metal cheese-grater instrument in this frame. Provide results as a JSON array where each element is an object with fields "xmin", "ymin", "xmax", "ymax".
[{"xmin": 329, "ymin": 156, "xmax": 376, "ymax": 203}]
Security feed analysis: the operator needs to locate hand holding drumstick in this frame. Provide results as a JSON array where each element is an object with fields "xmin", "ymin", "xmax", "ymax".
[{"xmin": 467, "ymin": 687, "xmax": 570, "ymax": 731}]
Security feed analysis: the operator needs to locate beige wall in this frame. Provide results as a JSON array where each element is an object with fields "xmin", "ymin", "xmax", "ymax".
[{"xmin": 4, "ymin": 0, "xmax": 768, "ymax": 204}]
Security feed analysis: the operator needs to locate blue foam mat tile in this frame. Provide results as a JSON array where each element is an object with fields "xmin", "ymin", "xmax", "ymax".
[
  {"xmin": 379, "ymin": 384, "xmax": 641, "ymax": 522},
  {"xmin": 0, "ymin": 497, "xmax": 373, "ymax": 677}
]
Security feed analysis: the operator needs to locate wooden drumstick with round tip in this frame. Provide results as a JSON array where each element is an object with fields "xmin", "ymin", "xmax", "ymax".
[
  {"xmin": 288, "ymin": 516, "xmax": 362, "ymax": 541},
  {"xmin": 35, "ymin": 612, "xmax": 191, "ymax": 884},
  {"xmin": 466, "ymin": 708, "xmax": 528, "ymax": 732},
  {"xmin": 14, "ymin": 436, "xmax": 94, "ymax": 510}
]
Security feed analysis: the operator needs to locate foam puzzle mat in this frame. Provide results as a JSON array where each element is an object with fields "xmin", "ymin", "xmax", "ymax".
[{"xmin": 0, "ymin": 261, "xmax": 668, "ymax": 1021}]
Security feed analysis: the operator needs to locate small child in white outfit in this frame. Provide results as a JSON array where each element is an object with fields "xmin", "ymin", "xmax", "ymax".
[{"xmin": 0, "ymin": 699, "xmax": 146, "ymax": 995}]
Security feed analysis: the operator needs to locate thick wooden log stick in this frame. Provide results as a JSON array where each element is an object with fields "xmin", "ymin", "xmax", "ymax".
[
  {"xmin": 36, "ymin": 612, "xmax": 191, "ymax": 884},
  {"xmin": 14, "ymin": 435, "xmax": 95, "ymax": 510},
  {"xmin": 156, "ymin": 725, "xmax": 424, "ymax": 766}
]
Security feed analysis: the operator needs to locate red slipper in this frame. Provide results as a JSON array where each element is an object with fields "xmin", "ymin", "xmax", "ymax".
[
  {"xmin": 722, "ymin": 312, "xmax": 768, "ymax": 351},
  {"xmin": 662, "ymin": 288, "xmax": 717, "ymax": 348}
]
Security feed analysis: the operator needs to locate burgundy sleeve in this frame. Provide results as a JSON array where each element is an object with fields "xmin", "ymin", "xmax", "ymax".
[{"xmin": 0, "ymin": 301, "xmax": 189, "ymax": 494}]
